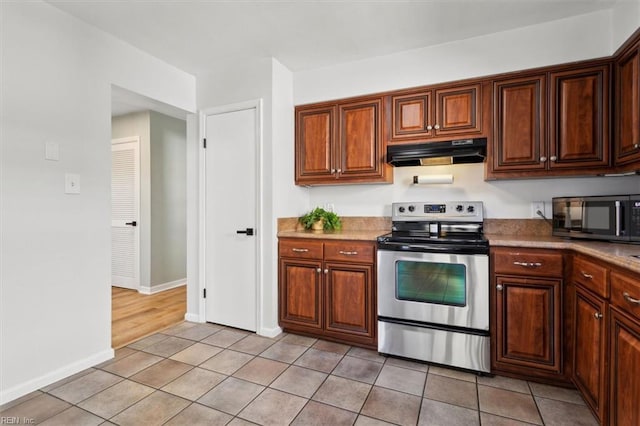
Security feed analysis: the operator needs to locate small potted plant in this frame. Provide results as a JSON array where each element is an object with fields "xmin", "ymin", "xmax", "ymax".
[{"xmin": 299, "ymin": 207, "xmax": 342, "ymax": 232}]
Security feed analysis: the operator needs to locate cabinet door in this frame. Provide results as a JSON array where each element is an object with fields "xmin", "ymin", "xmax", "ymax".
[
  {"xmin": 279, "ymin": 258, "xmax": 323, "ymax": 329},
  {"xmin": 434, "ymin": 84, "xmax": 481, "ymax": 136},
  {"xmin": 295, "ymin": 105, "xmax": 336, "ymax": 183},
  {"xmin": 573, "ymin": 286, "xmax": 607, "ymax": 422},
  {"xmin": 324, "ymin": 262, "xmax": 375, "ymax": 340},
  {"xmin": 492, "ymin": 76, "xmax": 547, "ymax": 172},
  {"xmin": 609, "ymin": 307, "xmax": 640, "ymax": 426},
  {"xmin": 494, "ymin": 276, "xmax": 562, "ymax": 373},
  {"xmin": 616, "ymin": 44, "xmax": 640, "ymax": 165},
  {"xmin": 390, "ymin": 92, "xmax": 433, "ymax": 140},
  {"xmin": 549, "ymin": 65, "xmax": 610, "ymax": 169},
  {"xmin": 338, "ymin": 98, "xmax": 387, "ymax": 181}
]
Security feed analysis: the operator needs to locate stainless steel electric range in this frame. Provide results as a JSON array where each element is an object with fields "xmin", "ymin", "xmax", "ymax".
[{"xmin": 377, "ymin": 201, "xmax": 490, "ymax": 373}]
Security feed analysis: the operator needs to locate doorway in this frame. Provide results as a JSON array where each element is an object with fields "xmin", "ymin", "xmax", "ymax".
[
  {"xmin": 111, "ymin": 136, "xmax": 140, "ymax": 291},
  {"xmin": 203, "ymin": 101, "xmax": 261, "ymax": 332},
  {"xmin": 110, "ymin": 86, "xmax": 190, "ymax": 347}
]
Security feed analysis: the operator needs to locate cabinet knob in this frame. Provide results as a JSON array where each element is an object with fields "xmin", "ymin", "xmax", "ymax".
[
  {"xmin": 426, "ymin": 125, "xmax": 433, "ymax": 131},
  {"xmin": 324, "ymin": 269, "xmax": 329, "ymax": 274},
  {"xmin": 594, "ymin": 312, "xmax": 603, "ymax": 320},
  {"xmin": 550, "ymin": 156, "xmax": 557, "ymax": 161},
  {"xmin": 496, "ymin": 284, "xmax": 504, "ymax": 291},
  {"xmin": 316, "ymin": 268, "xmax": 321, "ymax": 273},
  {"xmin": 434, "ymin": 124, "xmax": 440, "ymax": 130},
  {"xmin": 331, "ymin": 169, "xmax": 336, "ymax": 174},
  {"xmin": 540, "ymin": 156, "xmax": 547, "ymax": 162},
  {"xmin": 634, "ymin": 143, "xmax": 640, "ymax": 149},
  {"xmin": 336, "ymin": 169, "xmax": 342, "ymax": 173}
]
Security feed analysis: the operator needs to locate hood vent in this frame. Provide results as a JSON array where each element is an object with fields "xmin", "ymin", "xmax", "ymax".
[{"xmin": 387, "ymin": 138, "xmax": 487, "ymax": 167}]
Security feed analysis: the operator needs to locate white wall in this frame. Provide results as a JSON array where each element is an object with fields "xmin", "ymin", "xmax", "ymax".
[
  {"xmin": 293, "ymin": 10, "xmax": 640, "ymax": 219},
  {"xmin": 112, "ymin": 112, "xmax": 152, "ymax": 289},
  {"xmin": 149, "ymin": 111, "xmax": 187, "ymax": 287},
  {"xmin": 0, "ymin": 1, "xmax": 196, "ymax": 404}
]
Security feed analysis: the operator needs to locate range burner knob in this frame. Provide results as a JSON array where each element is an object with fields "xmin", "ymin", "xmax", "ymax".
[
  {"xmin": 408, "ymin": 205, "xmax": 415, "ymax": 212},
  {"xmin": 398, "ymin": 206, "xmax": 405, "ymax": 213},
  {"xmin": 467, "ymin": 205, "xmax": 475, "ymax": 213},
  {"xmin": 456, "ymin": 204, "xmax": 464, "ymax": 212}
]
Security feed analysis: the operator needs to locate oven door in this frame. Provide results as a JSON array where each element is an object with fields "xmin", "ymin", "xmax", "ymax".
[{"xmin": 377, "ymin": 249, "xmax": 489, "ymax": 331}]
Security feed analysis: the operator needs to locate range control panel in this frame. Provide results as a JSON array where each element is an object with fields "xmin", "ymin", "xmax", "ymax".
[{"xmin": 392, "ymin": 201, "xmax": 484, "ymax": 222}]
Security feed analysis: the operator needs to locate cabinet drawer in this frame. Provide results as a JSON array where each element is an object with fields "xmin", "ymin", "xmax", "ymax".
[
  {"xmin": 279, "ymin": 239, "xmax": 323, "ymax": 259},
  {"xmin": 324, "ymin": 241, "xmax": 375, "ymax": 263},
  {"xmin": 493, "ymin": 248, "xmax": 563, "ymax": 277},
  {"xmin": 573, "ymin": 256, "xmax": 609, "ymax": 298},
  {"xmin": 611, "ymin": 270, "xmax": 640, "ymax": 322}
]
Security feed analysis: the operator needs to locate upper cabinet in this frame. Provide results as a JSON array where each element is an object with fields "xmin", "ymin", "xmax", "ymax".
[
  {"xmin": 615, "ymin": 38, "xmax": 640, "ymax": 167},
  {"xmin": 387, "ymin": 83, "xmax": 488, "ymax": 143},
  {"xmin": 295, "ymin": 96, "xmax": 392, "ymax": 186},
  {"xmin": 488, "ymin": 62, "xmax": 611, "ymax": 179},
  {"xmin": 549, "ymin": 65, "xmax": 610, "ymax": 170}
]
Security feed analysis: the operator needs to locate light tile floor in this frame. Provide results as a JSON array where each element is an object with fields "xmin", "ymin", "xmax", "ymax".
[{"xmin": 1, "ymin": 322, "xmax": 599, "ymax": 425}]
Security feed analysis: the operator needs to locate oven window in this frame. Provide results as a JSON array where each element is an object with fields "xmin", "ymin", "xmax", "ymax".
[{"xmin": 395, "ymin": 261, "xmax": 466, "ymax": 306}]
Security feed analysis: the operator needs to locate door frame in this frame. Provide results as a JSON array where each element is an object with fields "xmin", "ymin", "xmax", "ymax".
[
  {"xmin": 198, "ymin": 99, "xmax": 264, "ymax": 332},
  {"xmin": 111, "ymin": 136, "xmax": 141, "ymax": 291}
]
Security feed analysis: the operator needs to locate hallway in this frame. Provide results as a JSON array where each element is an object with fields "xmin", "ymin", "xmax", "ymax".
[{"xmin": 112, "ymin": 286, "xmax": 186, "ymax": 348}]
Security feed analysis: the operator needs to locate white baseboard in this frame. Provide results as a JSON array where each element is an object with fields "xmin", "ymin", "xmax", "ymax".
[
  {"xmin": 0, "ymin": 348, "xmax": 114, "ymax": 406},
  {"xmin": 259, "ymin": 325, "xmax": 283, "ymax": 338},
  {"xmin": 139, "ymin": 278, "xmax": 186, "ymax": 295},
  {"xmin": 184, "ymin": 312, "xmax": 203, "ymax": 323}
]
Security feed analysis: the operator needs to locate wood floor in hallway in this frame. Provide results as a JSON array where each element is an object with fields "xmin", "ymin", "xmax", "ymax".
[{"xmin": 111, "ymin": 285, "xmax": 186, "ymax": 348}]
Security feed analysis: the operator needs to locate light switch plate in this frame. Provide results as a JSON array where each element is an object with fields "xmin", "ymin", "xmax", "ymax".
[
  {"xmin": 45, "ymin": 141, "xmax": 59, "ymax": 161},
  {"xmin": 65, "ymin": 173, "xmax": 80, "ymax": 194}
]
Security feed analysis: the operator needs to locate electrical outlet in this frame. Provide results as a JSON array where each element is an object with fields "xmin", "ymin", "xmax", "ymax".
[
  {"xmin": 325, "ymin": 203, "xmax": 335, "ymax": 212},
  {"xmin": 531, "ymin": 201, "xmax": 544, "ymax": 219}
]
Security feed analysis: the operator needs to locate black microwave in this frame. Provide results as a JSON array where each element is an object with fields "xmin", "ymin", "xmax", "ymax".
[{"xmin": 552, "ymin": 195, "xmax": 640, "ymax": 243}]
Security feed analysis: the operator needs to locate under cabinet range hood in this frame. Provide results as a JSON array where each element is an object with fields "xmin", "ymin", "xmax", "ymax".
[{"xmin": 387, "ymin": 138, "xmax": 487, "ymax": 167}]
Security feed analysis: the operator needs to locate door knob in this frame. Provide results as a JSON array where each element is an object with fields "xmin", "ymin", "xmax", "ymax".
[
  {"xmin": 236, "ymin": 228, "xmax": 254, "ymax": 236},
  {"xmin": 125, "ymin": 221, "xmax": 137, "ymax": 226}
]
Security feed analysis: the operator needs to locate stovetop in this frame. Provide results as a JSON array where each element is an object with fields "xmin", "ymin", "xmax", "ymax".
[{"xmin": 378, "ymin": 201, "xmax": 488, "ymax": 254}]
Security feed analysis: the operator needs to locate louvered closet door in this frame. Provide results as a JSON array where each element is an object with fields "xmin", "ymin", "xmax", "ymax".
[{"xmin": 111, "ymin": 137, "xmax": 140, "ymax": 290}]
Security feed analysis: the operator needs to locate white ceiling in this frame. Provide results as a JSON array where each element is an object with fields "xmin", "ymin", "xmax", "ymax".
[
  {"xmin": 48, "ymin": 0, "xmax": 616, "ymax": 76},
  {"xmin": 47, "ymin": 0, "xmax": 617, "ymax": 117}
]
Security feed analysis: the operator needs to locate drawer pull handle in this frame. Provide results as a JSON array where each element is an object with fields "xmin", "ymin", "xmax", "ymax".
[
  {"xmin": 513, "ymin": 261, "xmax": 542, "ymax": 268},
  {"xmin": 581, "ymin": 271, "xmax": 593, "ymax": 279},
  {"xmin": 291, "ymin": 248, "xmax": 309, "ymax": 253},
  {"xmin": 338, "ymin": 250, "xmax": 358, "ymax": 255},
  {"xmin": 623, "ymin": 292, "xmax": 640, "ymax": 305},
  {"xmin": 594, "ymin": 312, "xmax": 603, "ymax": 320}
]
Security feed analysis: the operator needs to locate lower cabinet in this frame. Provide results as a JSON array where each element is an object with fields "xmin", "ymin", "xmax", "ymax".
[
  {"xmin": 493, "ymin": 276, "xmax": 563, "ymax": 375},
  {"xmin": 491, "ymin": 247, "xmax": 566, "ymax": 382},
  {"xmin": 573, "ymin": 285, "xmax": 608, "ymax": 422},
  {"xmin": 278, "ymin": 238, "xmax": 376, "ymax": 348},
  {"xmin": 609, "ymin": 307, "xmax": 640, "ymax": 426},
  {"xmin": 609, "ymin": 270, "xmax": 640, "ymax": 426}
]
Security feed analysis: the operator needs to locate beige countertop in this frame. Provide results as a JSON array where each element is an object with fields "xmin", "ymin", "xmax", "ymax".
[
  {"xmin": 277, "ymin": 229, "xmax": 388, "ymax": 241},
  {"xmin": 277, "ymin": 217, "xmax": 640, "ymax": 274}
]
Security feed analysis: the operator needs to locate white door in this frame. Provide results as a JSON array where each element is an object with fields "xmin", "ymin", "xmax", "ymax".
[
  {"xmin": 111, "ymin": 137, "xmax": 140, "ymax": 290},
  {"xmin": 204, "ymin": 106, "xmax": 257, "ymax": 332}
]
